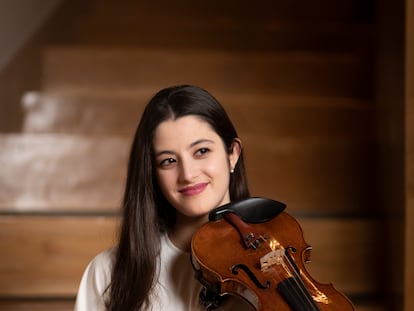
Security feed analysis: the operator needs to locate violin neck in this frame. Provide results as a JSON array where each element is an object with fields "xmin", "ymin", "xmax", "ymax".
[{"xmin": 223, "ymin": 212, "xmax": 266, "ymax": 249}]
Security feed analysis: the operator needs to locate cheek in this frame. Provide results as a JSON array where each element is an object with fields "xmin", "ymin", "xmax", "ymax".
[
  {"xmin": 206, "ymin": 154, "xmax": 230, "ymax": 177},
  {"xmin": 156, "ymin": 171, "xmax": 173, "ymax": 194}
]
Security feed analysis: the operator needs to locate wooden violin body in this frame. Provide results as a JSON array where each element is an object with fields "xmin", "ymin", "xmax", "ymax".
[{"xmin": 191, "ymin": 198, "xmax": 355, "ymax": 311}]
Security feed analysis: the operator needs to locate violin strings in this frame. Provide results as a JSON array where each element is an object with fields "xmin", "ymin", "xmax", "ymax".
[
  {"xmin": 223, "ymin": 212, "xmax": 320, "ymax": 310},
  {"xmin": 280, "ymin": 250, "xmax": 320, "ymax": 310}
]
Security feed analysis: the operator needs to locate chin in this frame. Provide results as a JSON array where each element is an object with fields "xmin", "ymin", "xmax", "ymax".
[{"xmin": 179, "ymin": 205, "xmax": 211, "ymax": 219}]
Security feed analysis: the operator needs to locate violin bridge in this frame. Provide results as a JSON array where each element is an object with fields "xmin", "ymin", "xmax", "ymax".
[{"xmin": 259, "ymin": 240, "xmax": 285, "ymax": 271}]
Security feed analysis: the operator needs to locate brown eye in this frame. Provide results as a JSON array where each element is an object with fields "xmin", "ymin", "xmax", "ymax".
[
  {"xmin": 195, "ymin": 148, "xmax": 210, "ymax": 156},
  {"xmin": 160, "ymin": 158, "xmax": 176, "ymax": 167}
]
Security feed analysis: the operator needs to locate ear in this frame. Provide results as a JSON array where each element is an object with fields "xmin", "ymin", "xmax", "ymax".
[{"xmin": 229, "ymin": 138, "xmax": 242, "ymax": 171}]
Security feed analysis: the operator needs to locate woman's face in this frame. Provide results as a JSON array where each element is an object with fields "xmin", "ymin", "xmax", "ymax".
[{"xmin": 153, "ymin": 115, "xmax": 240, "ymax": 220}]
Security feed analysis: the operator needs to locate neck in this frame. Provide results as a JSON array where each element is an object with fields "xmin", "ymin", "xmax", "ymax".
[{"xmin": 168, "ymin": 213, "xmax": 209, "ymax": 252}]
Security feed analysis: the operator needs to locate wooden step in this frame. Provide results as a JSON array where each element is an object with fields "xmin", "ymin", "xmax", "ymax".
[
  {"xmin": 51, "ymin": 0, "xmax": 375, "ymax": 54},
  {"xmin": 21, "ymin": 90, "xmax": 149, "ymax": 135},
  {"xmin": 0, "ymin": 134, "xmax": 376, "ymax": 215},
  {"xmin": 71, "ymin": 16, "xmax": 374, "ymax": 52},
  {"xmin": 61, "ymin": 0, "xmax": 374, "ymax": 50},
  {"xmin": 0, "ymin": 215, "xmax": 117, "ymax": 297},
  {"xmin": 219, "ymin": 93, "xmax": 375, "ymax": 138},
  {"xmin": 42, "ymin": 47, "xmax": 372, "ymax": 97},
  {"xmin": 82, "ymin": 0, "xmax": 371, "ymax": 24},
  {"xmin": 299, "ymin": 218, "xmax": 381, "ymax": 296},
  {"xmin": 21, "ymin": 90, "xmax": 375, "ymax": 137},
  {"xmin": 0, "ymin": 214, "xmax": 381, "ymax": 298},
  {"xmin": 0, "ymin": 134, "xmax": 128, "ymax": 212},
  {"xmin": 0, "ymin": 299, "xmax": 74, "ymax": 311},
  {"xmin": 69, "ymin": 15, "xmax": 374, "ymax": 51},
  {"xmin": 243, "ymin": 134, "xmax": 378, "ymax": 215}
]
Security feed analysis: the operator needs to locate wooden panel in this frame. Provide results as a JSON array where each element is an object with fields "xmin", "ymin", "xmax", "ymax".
[
  {"xmin": 0, "ymin": 134, "xmax": 377, "ymax": 215},
  {"xmin": 405, "ymin": 0, "xmax": 414, "ymax": 309},
  {"xmin": 221, "ymin": 94, "xmax": 374, "ymax": 138},
  {"xmin": 243, "ymin": 135, "xmax": 377, "ymax": 215},
  {"xmin": 356, "ymin": 303, "xmax": 387, "ymax": 311},
  {"xmin": 86, "ymin": 0, "xmax": 366, "ymax": 22},
  {"xmin": 57, "ymin": 0, "xmax": 375, "ymax": 51},
  {"xmin": 299, "ymin": 218, "xmax": 381, "ymax": 296},
  {"xmin": 42, "ymin": 47, "xmax": 369, "ymax": 97},
  {"xmin": 21, "ymin": 90, "xmax": 148, "ymax": 135},
  {"xmin": 0, "ymin": 215, "xmax": 118, "ymax": 296},
  {"xmin": 73, "ymin": 17, "xmax": 373, "ymax": 52},
  {"xmin": 0, "ymin": 299, "xmax": 74, "ymax": 311},
  {"xmin": 69, "ymin": 0, "xmax": 374, "ymax": 51},
  {"xmin": 21, "ymin": 91, "xmax": 374, "ymax": 138},
  {"xmin": 0, "ymin": 134, "xmax": 376, "ymax": 215},
  {"xmin": 0, "ymin": 215, "xmax": 379, "ymax": 298},
  {"xmin": 0, "ymin": 134, "xmax": 128, "ymax": 212}
]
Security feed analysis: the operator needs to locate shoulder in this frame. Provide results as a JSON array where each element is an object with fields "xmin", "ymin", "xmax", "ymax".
[
  {"xmin": 84, "ymin": 247, "xmax": 115, "ymax": 283},
  {"xmin": 74, "ymin": 247, "xmax": 116, "ymax": 311},
  {"xmin": 87, "ymin": 247, "xmax": 116, "ymax": 287},
  {"xmin": 90, "ymin": 247, "xmax": 115, "ymax": 270}
]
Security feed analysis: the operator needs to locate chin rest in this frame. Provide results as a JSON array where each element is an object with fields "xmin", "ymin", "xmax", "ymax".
[{"xmin": 209, "ymin": 197, "xmax": 286, "ymax": 223}]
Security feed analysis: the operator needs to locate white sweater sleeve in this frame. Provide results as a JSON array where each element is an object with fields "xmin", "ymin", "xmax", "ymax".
[{"xmin": 74, "ymin": 249, "xmax": 114, "ymax": 311}]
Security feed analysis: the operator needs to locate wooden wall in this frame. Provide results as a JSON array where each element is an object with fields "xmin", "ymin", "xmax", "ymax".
[
  {"xmin": 374, "ymin": 0, "xmax": 407, "ymax": 309},
  {"xmin": 0, "ymin": 0, "xmax": 403, "ymax": 310},
  {"xmin": 405, "ymin": 0, "xmax": 414, "ymax": 309}
]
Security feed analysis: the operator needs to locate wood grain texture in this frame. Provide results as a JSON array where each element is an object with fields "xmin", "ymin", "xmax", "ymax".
[
  {"xmin": 0, "ymin": 215, "xmax": 378, "ymax": 297},
  {"xmin": 0, "ymin": 134, "xmax": 377, "ymax": 215},
  {"xmin": 43, "ymin": 48, "xmax": 369, "ymax": 97},
  {"xmin": 0, "ymin": 134, "xmax": 128, "ymax": 212},
  {"xmin": 0, "ymin": 299, "xmax": 74, "ymax": 311},
  {"xmin": 21, "ymin": 91, "xmax": 374, "ymax": 137},
  {"xmin": 0, "ymin": 215, "xmax": 118, "ymax": 296}
]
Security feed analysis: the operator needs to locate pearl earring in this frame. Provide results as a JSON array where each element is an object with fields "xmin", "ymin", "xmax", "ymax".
[{"xmin": 230, "ymin": 168, "xmax": 234, "ymax": 173}]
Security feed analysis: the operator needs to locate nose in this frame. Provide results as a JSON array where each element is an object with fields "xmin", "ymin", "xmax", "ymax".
[{"xmin": 178, "ymin": 157, "xmax": 197, "ymax": 182}]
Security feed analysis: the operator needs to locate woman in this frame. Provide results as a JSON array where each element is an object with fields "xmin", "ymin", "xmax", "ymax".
[{"xmin": 74, "ymin": 85, "xmax": 253, "ymax": 310}]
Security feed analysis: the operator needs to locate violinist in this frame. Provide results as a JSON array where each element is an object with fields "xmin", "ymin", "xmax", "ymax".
[{"xmin": 74, "ymin": 85, "xmax": 255, "ymax": 310}]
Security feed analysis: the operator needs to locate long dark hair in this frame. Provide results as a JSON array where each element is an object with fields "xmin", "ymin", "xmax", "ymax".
[{"xmin": 107, "ymin": 85, "xmax": 250, "ymax": 311}]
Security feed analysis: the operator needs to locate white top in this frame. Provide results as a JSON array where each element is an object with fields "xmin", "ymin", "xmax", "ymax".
[{"xmin": 74, "ymin": 234, "xmax": 254, "ymax": 311}]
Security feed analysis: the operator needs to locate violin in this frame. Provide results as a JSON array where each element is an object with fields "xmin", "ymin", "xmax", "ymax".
[{"xmin": 191, "ymin": 197, "xmax": 355, "ymax": 310}]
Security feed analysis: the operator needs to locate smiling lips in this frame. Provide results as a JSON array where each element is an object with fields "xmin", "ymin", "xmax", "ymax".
[{"xmin": 179, "ymin": 183, "xmax": 208, "ymax": 196}]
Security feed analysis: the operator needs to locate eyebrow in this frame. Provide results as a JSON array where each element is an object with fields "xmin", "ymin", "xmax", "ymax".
[
  {"xmin": 154, "ymin": 138, "xmax": 215, "ymax": 157},
  {"xmin": 190, "ymin": 138, "xmax": 215, "ymax": 148}
]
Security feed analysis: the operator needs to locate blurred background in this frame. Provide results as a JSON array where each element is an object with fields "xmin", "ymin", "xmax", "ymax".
[{"xmin": 0, "ymin": 0, "xmax": 412, "ymax": 310}]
